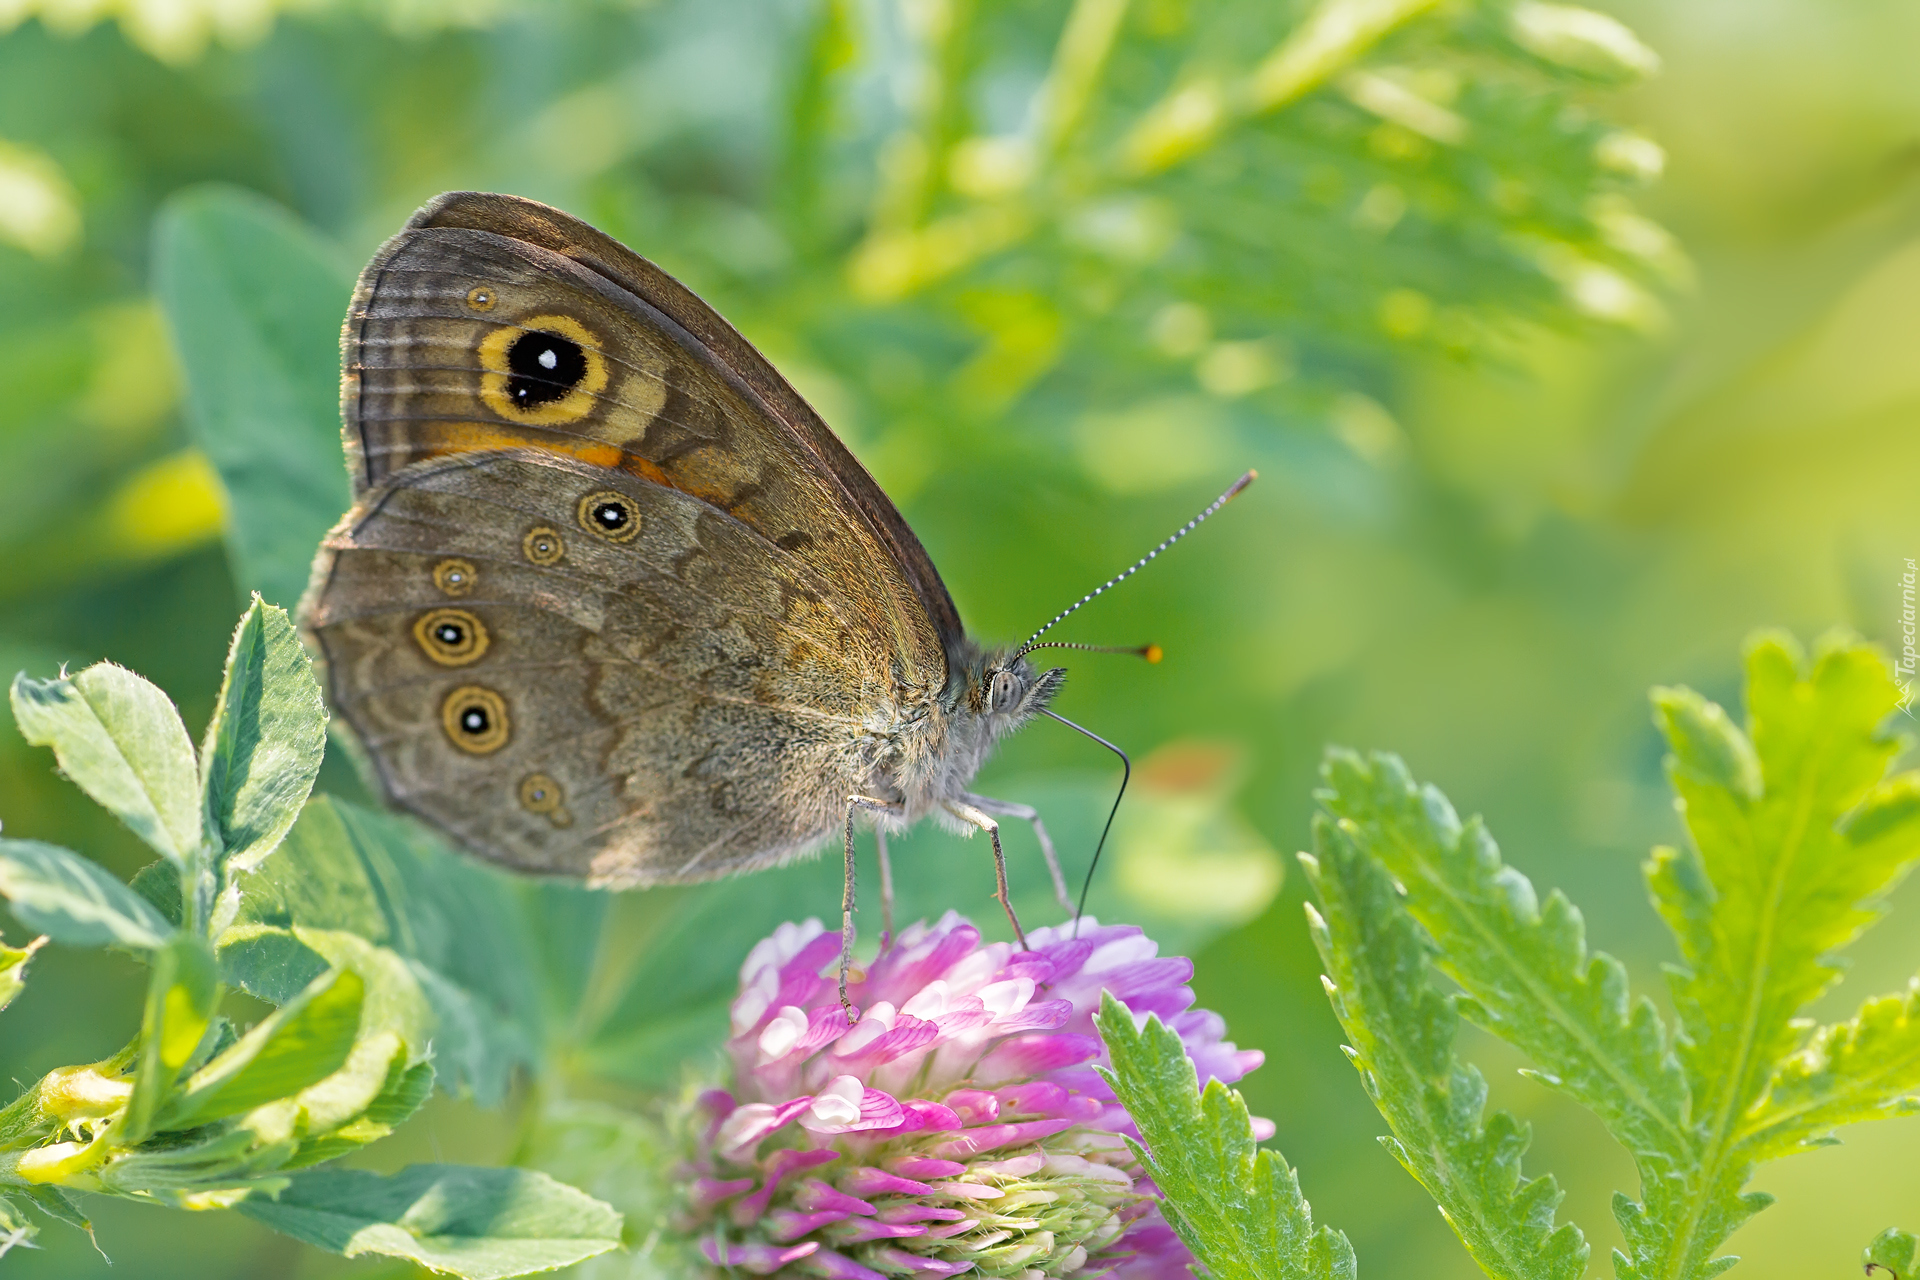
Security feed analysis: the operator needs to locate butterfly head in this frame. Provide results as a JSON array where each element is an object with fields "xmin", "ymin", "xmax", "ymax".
[{"xmin": 979, "ymin": 653, "xmax": 1066, "ymax": 728}]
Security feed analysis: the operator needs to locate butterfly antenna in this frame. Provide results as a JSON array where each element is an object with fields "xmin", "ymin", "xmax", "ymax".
[
  {"xmin": 1040, "ymin": 709, "xmax": 1131, "ymax": 940},
  {"xmin": 1019, "ymin": 641, "xmax": 1163, "ymax": 663},
  {"xmin": 1013, "ymin": 470, "xmax": 1256, "ymax": 662}
]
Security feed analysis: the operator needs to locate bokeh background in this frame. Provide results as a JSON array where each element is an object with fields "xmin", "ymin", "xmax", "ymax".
[{"xmin": 1, "ymin": 0, "xmax": 1917, "ymax": 1276}]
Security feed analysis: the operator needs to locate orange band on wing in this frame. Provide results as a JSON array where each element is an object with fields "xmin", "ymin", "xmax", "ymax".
[{"xmin": 420, "ymin": 424, "xmax": 677, "ymax": 493}]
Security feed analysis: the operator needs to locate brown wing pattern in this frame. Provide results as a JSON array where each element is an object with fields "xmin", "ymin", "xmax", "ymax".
[
  {"xmin": 343, "ymin": 192, "xmax": 955, "ymax": 674},
  {"xmin": 394, "ymin": 191, "xmax": 965, "ymax": 650},
  {"xmin": 307, "ymin": 192, "xmax": 960, "ymax": 882},
  {"xmin": 309, "ymin": 450, "xmax": 895, "ymax": 883}
]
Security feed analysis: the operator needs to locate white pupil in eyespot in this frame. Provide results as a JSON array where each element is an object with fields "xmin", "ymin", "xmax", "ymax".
[{"xmin": 538, "ymin": 347, "xmax": 558, "ymax": 370}]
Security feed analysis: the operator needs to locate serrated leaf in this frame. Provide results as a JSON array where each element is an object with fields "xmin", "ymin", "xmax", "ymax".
[
  {"xmin": 1736, "ymin": 782, "xmax": 1920, "ymax": 1168},
  {"xmin": 200, "ymin": 596, "xmax": 327, "ymax": 876},
  {"xmin": 153, "ymin": 186, "xmax": 352, "ymax": 610},
  {"xmin": 10, "ymin": 665, "xmax": 203, "ymax": 867},
  {"xmin": 123, "ymin": 932, "xmax": 218, "ymax": 1142},
  {"xmin": 1095, "ymin": 991, "xmax": 1354, "ymax": 1280},
  {"xmin": 1, "ymin": 932, "xmax": 45, "ymax": 1012},
  {"xmin": 235, "ymin": 1164, "xmax": 624, "ymax": 1280},
  {"xmin": 161, "ymin": 967, "xmax": 363, "ymax": 1131},
  {"xmin": 1740, "ymin": 982, "xmax": 1920, "ymax": 1159},
  {"xmin": 1315, "ymin": 749, "xmax": 1712, "ymax": 1280},
  {"xmin": 1640, "ymin": 634, "xmax": 1920, "ymax": 1279},
  {"xmin": 0, "ymin": 838, "xmax": 174, "ymax": 950},
  {"xmin": 1300, "ymin": 810, "xmax": 1587, "ymax": 1280},
  {"xmin": 1657, "ymin": 636, "xmax": 1917, "ymax": 1114},
  {"xmin": 1314, "ymin": 750, "xmax": 1692, "ymax": 1167}
]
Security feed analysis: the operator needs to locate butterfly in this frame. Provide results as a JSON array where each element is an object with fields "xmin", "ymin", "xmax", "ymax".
[{"xmin": 301, "ymin": 192, "xmax": 1249, "ymax": 998}]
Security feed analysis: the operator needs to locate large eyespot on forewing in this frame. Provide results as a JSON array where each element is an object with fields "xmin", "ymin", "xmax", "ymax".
[{"xmin": 477, "ymin": 314, "xmax": 608, "ymax": 427}]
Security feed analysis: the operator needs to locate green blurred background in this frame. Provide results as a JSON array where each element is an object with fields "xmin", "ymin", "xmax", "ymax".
[{"xmin": 1, "ymin": 0, "xmax": 1916, "ymax": 1276}]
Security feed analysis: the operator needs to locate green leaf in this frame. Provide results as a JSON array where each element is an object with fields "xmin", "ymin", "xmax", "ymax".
[
  {"xmin": 1314, "ymin": 633, "xmax": 1920, "ymax": 1280},
  {"xmin": 0, "ymin": 1194, "xmax": 35, "ymax": 1257},
  {"xmin": 161, "ymin": 966, "xmax": 363, "ymax": 1131},
  {"xmin": 152, "ymin": 186, "xmax": 353, "ymax": 610},
  {"xmin": 363, "ymin": 1059, "xmax": 435, "ymax": 1130},
  {"xmin": 10, "ymin": 664, "xmax": 203, "ymax": 867},
  {"xmin": 0, "ymin": 838, "xmax": 174, "ymax": 950},
  {"xmin": 225, "ymin": 796, "xmax": 541, "ymax": 1101},
  {"xmin": 283, "ymin": 1029, "xmax": 407, "ymax": 1136},
  {"xmin": 218, "ymin": 924, "xmax": 436, "ymax": 1085},
  {"xmin": 1740, "ymin": 981, "xmax": 1920, "ymax": 1160},
  {"xmin": 1866, "ymin": 1228, "xmax": 1917, "ymax": 1279},
  {"xmin": 1656, "ymin": 635, "xmax": 1916, "ymax": 1112},
  {"xmin": 0, "ymin": 1185, "xmax": 90, "ymax": 1258},
  {"xmin": 123, "ymin": 932, "xmax": 219, "ymax": 1142},
  {"xmin": 1728, "ymin": 779, "xmax": 1920, "ymax": 1161},
  {"xmin": 1313, "ymin": 750, "xmax": 1693, "ymax": 1167},
  {"xmin": 0, "ymin": 932, "xmax": 44, "ymax": 1012},
  {"xmin": 1641, "ymin": 634, "xmax": 1920, "ymax": 1279},
  {"xmin": 200, "ymin": 596, "xmax": 327, "ymax": 876},
  {"xmin": 94, "ymin": 1125, "xmax": 294, "ymax": 1204},
  {"xmin": 235, "ymin": 1164, "xmax": 624, "ymax": 1280},
  {"xmin": 284, "ymin": 1056, "xmax": 436, "ymax": 1171},
  {"xmin": 1300, "ymin": 806, "xmax": 1588, "ymax": 1280},
  {"xmin": 129, "ymin": 858, "xmax": 183, "ymax": 927},
  {"xmin": 1094, "ymin": 991, "xmax": 1354, "ymax": 1280},
  {"xmin": 518, "ymin": 1098, "xmax": 703, "ymax": 1280}
]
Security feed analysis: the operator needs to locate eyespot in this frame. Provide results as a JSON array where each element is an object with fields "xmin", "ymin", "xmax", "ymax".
[
  {"xmin": 466, "ymin": 285, "xmax": 498, "ymax": 312},
  {"xmin": 412, "ymin": 607, "xmax": 489, "ymax": 666},
  {"xmin": 433, "ymin": 558, "xmax": 477, "ymax": 596},
  {"xmin": 523, "ymin": 526, "xmax": 565, "ymax": 566},
  {"xmin": 477, "ymin": 313, "xmax": 608, "ymax": 427},
  {"xmin": 518, "ymin": 772, "xmax": 573, "ymax": 828},
  {"xmin": 442, "ymin": 686, "xmax": 509, "ymax": 754},
  {"xmin": 577, "ymin": 490, "xmax": 641, "ymax": 542}
]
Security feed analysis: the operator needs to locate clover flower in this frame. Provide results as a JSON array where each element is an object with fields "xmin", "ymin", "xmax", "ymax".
[{"xmin": 671, "ymin": 912, "xmax": 1266, "ymax": 1278}]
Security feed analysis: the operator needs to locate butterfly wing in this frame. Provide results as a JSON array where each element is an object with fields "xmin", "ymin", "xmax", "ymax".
[{"xmin": 305, "ymin": 192, "xmax": 958, "ymax": 884}]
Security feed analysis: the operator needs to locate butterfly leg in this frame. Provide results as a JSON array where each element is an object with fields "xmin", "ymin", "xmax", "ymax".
[
  {"xmin": 875, "ymin": 826, "xmax": 895, "ymax": 949},
  {"xmin": 842, "ymin": 794, "xmax": 900, "ymax": 1023},
  {"xmin": 961, "ymin": 793, "xmax": 1074, "ymax": 917},
  {"xmin": 943, "ymin": 800, "xmax": 1030, "ymax": 951}
]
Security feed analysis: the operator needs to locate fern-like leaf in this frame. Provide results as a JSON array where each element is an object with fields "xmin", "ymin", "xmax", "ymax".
[
  {"xmin": 1316, "ymin": 631, "xmax": 1920, "ymax": 1280},
  {"xmin": 1096, "ymin": 992, "xmax": 1356, "ymax": 1280},
  {"xmin": 1314, "ymin": 751, "xmax": 1693, "ymax": 1198},
  {"xmin": 1640, "ymin": 633, "xmax": 1920, "ymax": 1279},
  {"xmin": 1302, "ymin": 803, "xmax": 1588, "ymax": 1280}
]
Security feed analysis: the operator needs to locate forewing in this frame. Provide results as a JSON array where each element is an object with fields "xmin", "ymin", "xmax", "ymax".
[{"xmin": 342, "ymin": 191, "xmax": 954, "ymax": 682}]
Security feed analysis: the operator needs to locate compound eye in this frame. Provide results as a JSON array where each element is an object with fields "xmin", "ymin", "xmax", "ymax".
[{"xmin": 989, "ymin": 670, "xmax": 1022, "ymax": 713}]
